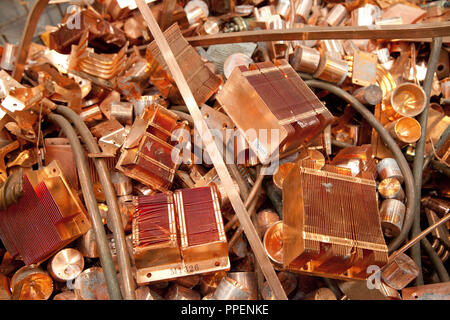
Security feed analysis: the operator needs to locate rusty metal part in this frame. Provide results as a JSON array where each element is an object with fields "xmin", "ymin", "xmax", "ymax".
[
  {"xmin": 74, "ymin": 267, "xmax": 110, "ymax": 300},
  {"xmin": 402, "ymin": 282, "xmax": 450, "ymax": 300},
  {"xmin": 47, "ymin": 248, "xmax": 84, "ymax": 282}
]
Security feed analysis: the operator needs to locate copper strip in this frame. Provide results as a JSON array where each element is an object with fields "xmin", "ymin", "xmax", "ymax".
[{"xmin": 135, "ymin": 0, "xmax": 287, "ymax": 300}]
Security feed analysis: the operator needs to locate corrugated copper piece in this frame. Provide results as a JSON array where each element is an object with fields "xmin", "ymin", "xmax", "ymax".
[
  {"xmin": 381, "ymin": 252, "xmax": 419, "ymax": 290},
  {"xmin": 10, "ymin": 266, "xmax": 53, "ymax": 300},
  {"xmin": 282, "ymin": 162, "xmax": 388, "ymax": 280},
  {"xmin": 47, "ymin": 248, "xmax": 84, "ymax": 282},
  {"xmin": 0, "ymin": 161, "xmax": 90, "ymax": 265},
  {"xmin": 216, "ymin": 59, "xmax": 333, "ymax": 163},
  {"xmin": 379, "ymin": 199, "xmax": 406, "ymax": 238},
  {"xmin": 146, "ymin": 24, "xmax": 222, "ymax": 105}
]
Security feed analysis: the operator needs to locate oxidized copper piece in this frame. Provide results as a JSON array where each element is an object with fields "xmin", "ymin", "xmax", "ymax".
[{"xmin": 74, "ymin": 267, "xmax": 110, "ymax": 300}]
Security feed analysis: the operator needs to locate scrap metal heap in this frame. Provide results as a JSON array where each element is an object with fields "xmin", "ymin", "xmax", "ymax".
[{"xmin": 0, "ymin": 0, "xmax": 449, "ymax": 300}]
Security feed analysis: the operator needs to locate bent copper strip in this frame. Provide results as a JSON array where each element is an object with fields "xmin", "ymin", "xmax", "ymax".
[
  {"xmin": 135, "ymin": 0, "xmax": 288, "ymax": 300},
  {"xmin": 13, "ymin": 0, "xmax": 50, "ymax": 82}
]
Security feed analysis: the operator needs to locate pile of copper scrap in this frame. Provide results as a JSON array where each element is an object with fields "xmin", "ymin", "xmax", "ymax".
[{"xmin": 0, "ymin": 0, "xmax": 449, "ymax": 300}]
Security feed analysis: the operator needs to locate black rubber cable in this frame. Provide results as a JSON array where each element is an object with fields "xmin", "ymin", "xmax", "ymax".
[
  {"xmin": 54, "ymin": 106, "xmax": 136, "ymax": 300},
  {"xmin": 48, "ymin": 113, "xmax": 123, "ymax": 300},
  {"xmin": 411, "ymin": 37, "xmax": 443, "ymax": 286},
  {"xmin": 304, "ymin": 79, "xmax": 416, "ymax": 253}
]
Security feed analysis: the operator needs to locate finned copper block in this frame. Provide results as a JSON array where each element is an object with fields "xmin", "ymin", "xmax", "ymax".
[
  {"xmin": 282, "ymin": 162, "xmax": 388, "ymax": 280},
  {"xmin": 146, "ymin": 24, "xmax": 222, "ymax": 105},
  {"xmin": 133, "ymin": 187, "xmax": 229, "ymax": 284},
  {"xmin": 0, "ymin": 161, "xmax": 90, "ymax": 265},
  {"xmin": 116, "ymin": 103, "xmax": 188, "ymax": 192},
  {"xmin": 216, "ymin": 59, "xmax": 333, "ymax": 163}
]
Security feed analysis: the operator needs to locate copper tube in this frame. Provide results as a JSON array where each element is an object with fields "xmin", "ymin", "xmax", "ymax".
[
  {"xmin": 380, "ymin": 199, "xmax": 406, "ymax": 238},
  {"xmin": 385, "ymin": 117, "xmax": 422, "ymax": 145}
]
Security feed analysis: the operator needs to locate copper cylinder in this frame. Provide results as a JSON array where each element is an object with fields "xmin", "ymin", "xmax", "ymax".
[
  {"xmin": 385, "ymin": 117, "xmax": 421, "ymax": 146},
  {"xmin": 201, "ymin": 18, "xmax": 221, "ymax": 35},
  {"xmin": 377, "ymin": 158, "xmax": 404, "ymax": 183},
  {"xmin": 53, "ymin": 290, "xmax": 77, "ymax": 300},
  {"xmin": 213, "ymin": 277, "xmax": 250, "ymax": 300},
  {"xmin": 135, "ymin": 286, "xmax": 164, "ymax": 300},
  {"xmin": 110, "ymin": 102, "xmax": 133, "ymax": 125},
  {"xmin": 378, "ymin": 178, "xmax": 405, "ymax": 201},
  {"xmin": 325, "ymin": 4, "xmax": 347, "ymax": 26},
  {"xmin": 10, "ymin": 266, "xmax": 53, "ymax": 300},
  {"xmin": 276, "ymin": 0, "xmax": 291, "ymax": 19},
  {"xmin": 257, "ymin": 209, "xmax": 280, "ymax": 236},
  {"xmin": 290, "ymin": 45, "xmax": 321, "ymax": 74},
  {"xmin": 185, "ymin": 0, "xmax": 209, "ymax": 25},
  {"xmin": 80, "ymin": 105, "xmax": 103, "ymax": 124},
  {"xmin": 273, "ymin": 163, "xmax": 295, "ymax": 190},
  {"xmin": 200, "ymin": 271, "xmax": 227, "ymax": 295},
  {"xmin": 421, "ymin": 196, "xmax": 450, "ymax": 217},
  {"xmin": 305, "ymin": 287, "xmax": 337, "ymax": 300},
  {"xmin": 295, "ymin": 0, "xmax": 313, "ymax": 21},
  {"xmin": 314, "ymin": 53, "xmax": 348, "ymax": 85},
  {"xmin": 381, "ymin": 252, "xmax": 419, "ymax": 290},
  {"xmin": 228, "ymin": 272, "xmax": 258, "ymax": 300},
  {"xmin": 175, "ymin": 275, "xmax": 201, "ymax": 289},
  {"xmin": 379, "ymin": 199, "xmax": 406, "ymax": 238},
  {"xmin": 223, "ymin": 53, "xmax": 253, "ymax": 79},
  {"xmin": 0, "ymin": 43, "xmax": 18, "ymax": 71},
  {"xmin": 383, "ymin": 83, "xmax": 427, "ymax": 120},
  {"xmin": 263, "ymin": 221, "xmax": 284, "ymax": 267},
  {"xmin": 353, "ymin": 85, "xmax": 383, "ymax": 106},
  {"xmin": 321, "ymin": 39, "xmax": 344, "ymax": 60},
  {"xmin": 110, "ymin": 171, "xmax": 132, "ymax": 196},
  {"xmin": 48, "ymin": 248, "xmax": 84, "ymax": 282},
  {"xmin": 351, "ymin": 4, "xmax": 379, "ymax": 26},
  {"xmin": 74, "ymin": 267, "xmax": 110, "ymax": 300},
  {"xmin": 77, "ymin": 228, "xmax": 99, "ymax": 258},
  {"xmin": 165, "ymin": 283, "xmax": 201, "ymax": 300}
]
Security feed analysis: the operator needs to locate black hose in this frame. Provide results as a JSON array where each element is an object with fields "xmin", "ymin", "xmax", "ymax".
[
  {"xmin": 48, "ymin": 113, "xmax": 123, "ymax": 300},
  {"xmin": 411, "ymin": 37, "xmax": 443, "ymax": 286},
  {"xmin": 421, "ymin": 237, "xmax": 450, "ymax": 282},
  {"xmin": 53, "ymin": 106, "xmax": 136, "ymax": 300},
  {"xmin": 304, "ymin": 79, "xmax": 416, "ymax": 253}
]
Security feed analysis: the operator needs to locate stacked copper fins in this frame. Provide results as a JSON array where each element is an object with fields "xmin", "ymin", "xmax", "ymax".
[
  {"xmin": 146, "ymin": 23, "xmax": 222, "ymax": 105},
  {"xmin": 133, "ymin": 186, "xmax": 229, "ymax": 284},
  {"xmin": 216, "ymin": 59, "xmax": 334, "ymax": 164},
  {"xmin": 116, "ymin": 103, "xmax": 188, "ymax": 192},
  {"xmin": 282, "ymin": 159, "xmax": 388, "ymax": 280},
  {"xmin": 0, "ymin": 161, "xmax": 90, "ymax": 265}
]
